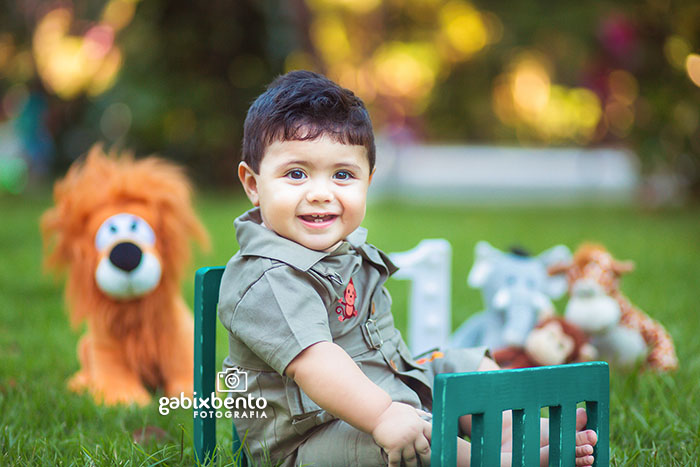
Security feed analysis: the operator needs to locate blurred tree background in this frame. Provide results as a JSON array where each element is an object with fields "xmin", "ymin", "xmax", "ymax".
[{"xmin": 0, "ymin": 0, "xmax": 699, "ymax": 198}]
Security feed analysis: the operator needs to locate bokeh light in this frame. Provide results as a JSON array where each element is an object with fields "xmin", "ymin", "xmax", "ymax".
[
  {"xmin": 687, "ymin": 54, "xmax": 700, "ymax": 87},
  {"xmin": 32, "ymin": 3, "xmax": 135, "ymax": 100},
  {"xmin": 373, "ymin": 42, "xmax": 440, "ymax": 101},
  {"xmin": 306, "ymin": 0, "xmax": 381, "ymax": 15},
  {"xmin": 310, "ymin": 13, "xmax": 352, "ymax": 66},
  {"xmin": 673, "ymin": 101, "xmax": 699, "ymax": 135},
  {"xmin": 492, "ymin": 52, "xmax": 602, "ymax": 143},
  {"xmin": 664, "ymin": 35, "xmax": 691, "ymax": 70},
  {"xmin": 0, "ymin": 34, "xmax": 14, "ymax": 72},
  {"xmin": 101, "ymin": 0, "xmax": 138, "ymax": 31},
  {"xmin": 437, "ymin": 1, "xmax": 490, "ymax": 61},
  {"xmin": 608, "ymin": 70, "xmax": 638, "ymax": 106},
  {"xmin": 511, "ymin": 55, "xmax": 551, "ymax": 116},
  {"xmin": 298, "ymin": 0, "xmax": 500, "ymax": 127}
]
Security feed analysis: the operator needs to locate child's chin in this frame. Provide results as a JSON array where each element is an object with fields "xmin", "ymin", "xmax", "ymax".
[{"xmin": 299, "ymin": 237, "xmax": 340, "ymax": 252}]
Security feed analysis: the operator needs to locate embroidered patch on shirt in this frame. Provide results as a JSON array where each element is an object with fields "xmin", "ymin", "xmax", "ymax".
[
  {"xmin": 336, "ymin": 278, "xmax": 358, "ymax": 322},
  {"xmin": 415, "ymin": 351, "xmax": 445, "ymax": 365}
]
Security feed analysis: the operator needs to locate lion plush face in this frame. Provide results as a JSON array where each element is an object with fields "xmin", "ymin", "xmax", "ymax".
[
  {"xmin": 42, "ymin": 145, "xmax": 209, "ymax": 327},
  {"xmin": 94, "ymin": 212, "xmax": 162, "ymax": 299}
]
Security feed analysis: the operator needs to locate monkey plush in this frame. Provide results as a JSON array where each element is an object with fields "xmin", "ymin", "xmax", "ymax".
[{"xmin": 493, "ymin": 317, "xmax": 597, "ymax": 369}]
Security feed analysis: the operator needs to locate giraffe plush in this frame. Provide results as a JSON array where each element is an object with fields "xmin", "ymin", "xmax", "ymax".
[{"xmin": 550, "ymin": 243, "xmax": 678, "ymax": 371}]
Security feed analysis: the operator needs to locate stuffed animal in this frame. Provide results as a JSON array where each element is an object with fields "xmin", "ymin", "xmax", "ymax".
[
  {"xmin": 493, "ymin": 317, "xmax": 597, "ymax": 368},
  {"xmin": 41, "ymin": 145, "xmax": 209, "ymax": 405},
  {"xmin": 450, "ymin": 241, "xmax": 571, "ymax": 349},
  {"xmin": 550, "ymin": 243, "xmax": 678, "ymax": 371},
  {"xmin": 563, "ymin": 273, "xmax": 646, "ymax": 369}
]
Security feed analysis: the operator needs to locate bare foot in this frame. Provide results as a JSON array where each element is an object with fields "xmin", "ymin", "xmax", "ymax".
[
  {"xmin": 574, "ymin": 408, "xmax": 597, "ymax": 467},
  {"xmin": 539, "ymin": 408, "xmax": 598, "ymax": 467}
]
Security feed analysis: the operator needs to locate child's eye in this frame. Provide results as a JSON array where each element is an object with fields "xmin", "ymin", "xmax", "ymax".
[
  {"xmin": 334, "ymin": 170, "xmax": 354, "ymax": 181},
  {"xmin": 286, "ymin": 170, "xmax": 306, "ymax": 180}
]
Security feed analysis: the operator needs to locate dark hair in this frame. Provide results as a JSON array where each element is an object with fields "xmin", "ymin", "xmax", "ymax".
[{"xmin": 242, "ymin": 70, "xmax": 375, "ymax": 173}]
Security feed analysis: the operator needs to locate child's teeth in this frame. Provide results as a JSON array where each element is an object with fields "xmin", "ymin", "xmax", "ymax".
[{"xmin": 304, "ymin": 214, "xmax": 334, "ymax": 223}]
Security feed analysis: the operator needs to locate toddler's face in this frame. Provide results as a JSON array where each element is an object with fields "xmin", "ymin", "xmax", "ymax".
[{"xmin": 239, "ymin": 135, "xmax": 372, "ymax": 251}]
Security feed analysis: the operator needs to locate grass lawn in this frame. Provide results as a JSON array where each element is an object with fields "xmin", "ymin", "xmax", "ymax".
[{"xmin": 1, "ymin": 190, "xmax": 699, "ymax": 465}]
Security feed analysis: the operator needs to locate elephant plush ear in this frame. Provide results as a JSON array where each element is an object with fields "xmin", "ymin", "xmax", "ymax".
[
  {"xmin": 468, "ymin": 241, "xmax": 501, "ymax": 288},
  {"xmin": 537, "ymin": 244, "xmax": 572, "ymax": 299}
]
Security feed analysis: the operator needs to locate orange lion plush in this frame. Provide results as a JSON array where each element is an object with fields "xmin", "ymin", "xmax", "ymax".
[{"xmin": 41, "ymin": 145, "xmax": 209, "ymax": 405}]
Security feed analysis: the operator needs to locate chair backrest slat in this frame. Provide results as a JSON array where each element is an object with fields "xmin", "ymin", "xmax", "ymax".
[
  {"xmin": 522, "ymin": 404, "xmax": 542, "ymax": 467},
  {"xmin": 432, "ymin": 362, "xmax": 609, "ymax": 467},
  {"xmin": 510, "ymin": 408, "xmax": 525, "ymax": 467},
  {"xmin": 587, "ymin": 400, "xmax": 608, "ymax": 466},
  {"xmin": 193, "ymin": 266, "xmax": 225, "ymax": 465},
  {"xmin": 482, "ymin": 410, "xmax": 504, "ymax": 466},
  {"xmin": 548, "ymin": 402, "xmax": 579, "ymax": 467}
]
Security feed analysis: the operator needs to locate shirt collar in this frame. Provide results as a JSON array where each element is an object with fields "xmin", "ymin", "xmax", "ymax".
[{"xmin": 234, "ymin": 207, "xmax": 368, "ymax": 271}]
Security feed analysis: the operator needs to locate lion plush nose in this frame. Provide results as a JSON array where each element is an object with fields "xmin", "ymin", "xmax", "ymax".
[{"xmin": 109, "ymin": 242, "xmax": 143, "ymax": 272}]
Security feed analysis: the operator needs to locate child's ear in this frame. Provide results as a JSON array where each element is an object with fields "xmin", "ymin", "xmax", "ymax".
[
  {"xmin": 238, "ymin": 162, "xmax": 260, "ymax": 206},
  {"xmin": 368, "ymin": 168, "xmax": 376, "ymax": 185}
]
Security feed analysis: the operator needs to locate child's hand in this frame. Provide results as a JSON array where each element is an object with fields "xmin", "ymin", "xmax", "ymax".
[{"xmin": 371, "ymin": 402, "xmax": 432, "ymax": 467}]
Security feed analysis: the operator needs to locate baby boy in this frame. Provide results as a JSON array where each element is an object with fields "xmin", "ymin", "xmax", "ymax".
[{"xmin": 218, "ymin": 70, "xmax": 598, "ymax": 466}]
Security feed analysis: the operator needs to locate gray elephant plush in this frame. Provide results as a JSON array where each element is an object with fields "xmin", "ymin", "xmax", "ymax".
[{"xmin": 450, "ymin": 241, "xmax": 572, "ymax": 350}]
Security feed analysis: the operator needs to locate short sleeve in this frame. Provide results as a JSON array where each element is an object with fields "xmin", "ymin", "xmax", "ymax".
[{"xmin": 228, "ymin": 265, "xmax": 332, "ymax": 375}]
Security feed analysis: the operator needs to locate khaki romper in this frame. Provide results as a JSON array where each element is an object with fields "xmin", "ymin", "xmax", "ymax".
[{"xmin": 219, "ymin": 208, "xmax": 486, "ymax": 466}]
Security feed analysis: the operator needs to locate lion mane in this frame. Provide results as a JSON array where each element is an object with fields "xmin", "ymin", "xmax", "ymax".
[{"xmin": 41, "ymin": 144, "xmax": 209, "ymax": 404}]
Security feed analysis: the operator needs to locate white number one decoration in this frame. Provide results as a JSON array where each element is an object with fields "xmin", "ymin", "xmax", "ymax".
[{"xmin": 389, "ymin": 239, "xmax": 452, "ymax": 356}]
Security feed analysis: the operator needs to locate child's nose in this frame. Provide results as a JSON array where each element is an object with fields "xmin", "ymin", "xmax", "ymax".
[{"xmin": 305, "ymin": 179, "xmax": 333, "ymax": 203}]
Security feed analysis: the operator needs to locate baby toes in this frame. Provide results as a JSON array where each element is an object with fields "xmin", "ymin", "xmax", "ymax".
[
  {"xmin": 575, "ymin": 444, "xmax": 593, "ymax": 457},
  {"xmin": 575, "ymin": 429, "xmax": 598, "ymax": 447},
  {"xmin": 574, "ymin": 429, "xmax": 597, "ymax": 467}
]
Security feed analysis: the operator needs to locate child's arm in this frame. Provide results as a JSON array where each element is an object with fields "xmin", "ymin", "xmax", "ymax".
[{"xmin": 286, "ymin": 341, "xmax": 432, "ymax": 466}]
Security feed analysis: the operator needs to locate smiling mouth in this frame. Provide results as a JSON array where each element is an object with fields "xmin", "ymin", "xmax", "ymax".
[{"xmin": 299, "ymin": 214, "xmax": 338, "ymax": 225}]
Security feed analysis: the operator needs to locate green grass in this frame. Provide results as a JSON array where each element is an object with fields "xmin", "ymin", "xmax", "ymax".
[{"xmin": 1, "ymin": 191, "xmax": 699, "ymax": 465}]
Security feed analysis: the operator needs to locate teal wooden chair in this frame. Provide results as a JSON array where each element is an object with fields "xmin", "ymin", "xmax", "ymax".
[
  {"xmin": 194, "ymin": 265, "xmax": 609, "ymax": 467},
  {"xmin": 431, "ymin": 362, "xmax": 610, "ymax": 467},
  {"xmin": 193, "ymin": 266, "xmax": 248, "ymax": 466}
]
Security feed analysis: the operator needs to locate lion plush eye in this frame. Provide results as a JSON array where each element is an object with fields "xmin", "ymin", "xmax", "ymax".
[{"xmin": 95, "ymin": 213, "xmax": 156, "ymax": 251}]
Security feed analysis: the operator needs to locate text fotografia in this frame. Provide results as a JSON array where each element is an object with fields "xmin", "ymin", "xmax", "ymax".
[{"xmin": 159, "ymin": 392, "xmax": 268, "ymax": 419}]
